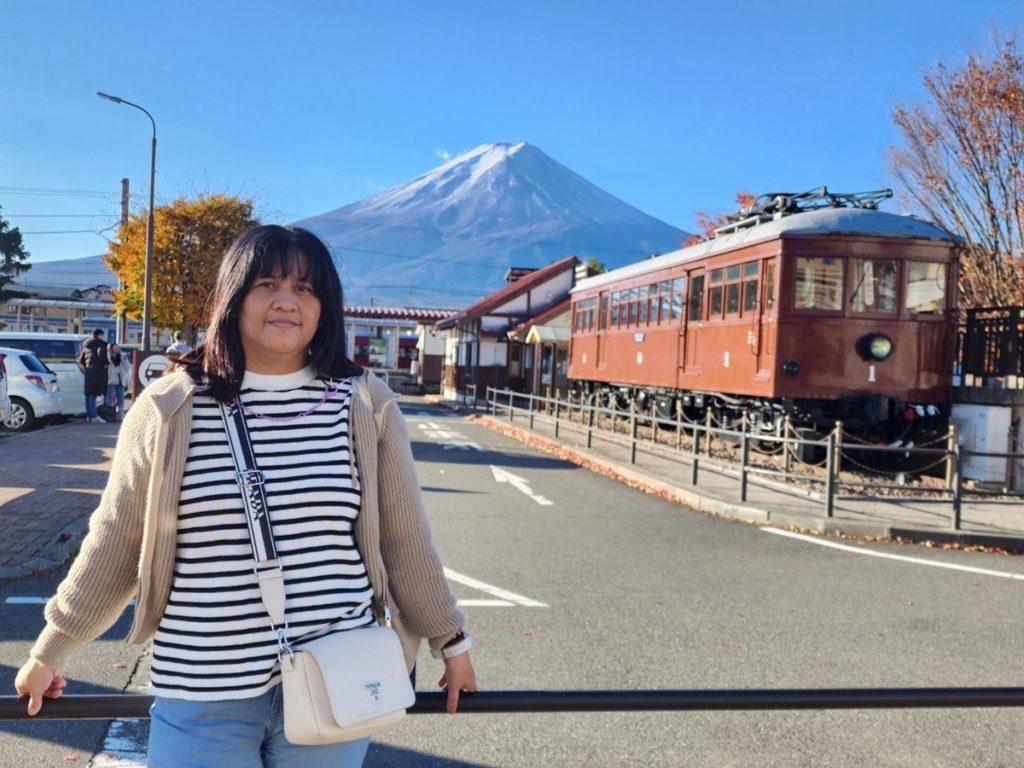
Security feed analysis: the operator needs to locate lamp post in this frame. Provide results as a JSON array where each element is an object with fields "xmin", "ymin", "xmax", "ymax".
[{"xmin": 97, "ymin": 92, "xmax": 157, "ymax": 352}]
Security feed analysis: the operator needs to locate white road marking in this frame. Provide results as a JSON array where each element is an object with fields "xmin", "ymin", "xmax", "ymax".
[
  {"xmin": 443, "ymin": 442, "xmax": 485, "ymax": 451},
  {"xmin": 762, "ymin": 527, "xmax": 1024, "ymax": 581},
  {"xmin": 490, "ymin": 465, "xmax": 553, "ymax": 506},
  {"xmin": 444, "ymin": 568, "xmax": 548, "ymax": 607}
]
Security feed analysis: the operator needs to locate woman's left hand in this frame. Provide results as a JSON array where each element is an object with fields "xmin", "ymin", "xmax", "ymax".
[{"xmin": 438, "ymin": 652, "xmax": 477, "ymax": 714}]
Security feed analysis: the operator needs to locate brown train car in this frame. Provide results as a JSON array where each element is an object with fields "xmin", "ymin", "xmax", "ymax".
[{"xmin": 568, "ymin": 190, "xmax": 962, "ymax": 440}]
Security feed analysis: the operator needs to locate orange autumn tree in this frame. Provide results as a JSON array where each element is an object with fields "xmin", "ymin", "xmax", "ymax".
[
  {"xmin": 889, "ymin": 34, "xmax": 1024, "ymax": 309},
  {"xmin": 106, "ymin": 193, "xmax": 259, "ymax": 342},
  {"xmin": 684, "ymin": 191, "xmax": 757, "ymax": 246}
]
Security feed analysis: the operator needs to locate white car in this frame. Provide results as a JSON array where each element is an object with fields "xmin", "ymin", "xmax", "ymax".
[
  {"xmin": 0, "ymin": 346, "xmax": 64, "ymax": 432},
  {"xmin": 0, "ymin": 332, "xmax": 90, "ymax": 416},
  {"xmin": 0, "ymin": 354, "xmax": 10, "ymax": 422}
]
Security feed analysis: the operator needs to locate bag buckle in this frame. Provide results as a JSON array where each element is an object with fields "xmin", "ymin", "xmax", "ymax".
[
  {"xmin": 236, "ymin": 469, "xmax": 265, "ymax": 487},
  {"xmin": 276, "ymin": 625, "xmax": 295, "ymax": 663}
]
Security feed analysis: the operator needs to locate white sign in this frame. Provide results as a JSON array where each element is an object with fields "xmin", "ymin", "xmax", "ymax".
[{"xmin": 138, "ymin": 354, "xmax": 172, "ymax": 389}]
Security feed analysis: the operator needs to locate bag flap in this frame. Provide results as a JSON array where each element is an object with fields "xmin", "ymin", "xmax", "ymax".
[{"xmin": 299, "ymin": 626, "xmax": 416, "ymax": 727}]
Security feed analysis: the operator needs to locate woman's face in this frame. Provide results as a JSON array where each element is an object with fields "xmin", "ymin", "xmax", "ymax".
[{"xmin": 237, "ymin": 254, "xmax": 322, "ymax": 374}]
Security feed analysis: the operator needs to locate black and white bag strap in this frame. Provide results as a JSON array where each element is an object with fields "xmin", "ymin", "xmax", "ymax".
[{"xmin": 219, "ymin": 400, "xmax": 292, "ymax": 655}]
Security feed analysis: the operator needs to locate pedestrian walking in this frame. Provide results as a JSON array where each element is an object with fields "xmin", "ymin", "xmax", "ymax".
[
  {"xmin": 15, "ymin": 225, "xmax": 476, "ymax": 768},
  {"xmin": 104, "ymin": 343, "xmax": 128, "ymax": 421},
  {"xmin": 165, "ymin": 331, "xmax": 191, "ymax": 356},
  {"xmin": 76, "ymin": 328, "xmax": 108, "ymax": 423}
]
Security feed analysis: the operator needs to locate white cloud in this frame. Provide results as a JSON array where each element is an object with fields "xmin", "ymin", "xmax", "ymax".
[{"xmin": 435, "ymin": 149, "xmax": 451, "ymax": 160}]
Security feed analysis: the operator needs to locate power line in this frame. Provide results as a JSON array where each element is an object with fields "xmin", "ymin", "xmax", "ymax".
[
  {"xmin": 0, "ymin": 186, "xmax": 113, "ymax": 198},
  {"xmin": 3, "ymin": 213, "xmax": 115, "ymax": 218}
]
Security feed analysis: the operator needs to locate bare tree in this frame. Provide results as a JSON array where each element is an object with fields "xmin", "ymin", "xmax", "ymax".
[{"xmin": 889, "ymin": 34, "xmax": 1024, "ymax": 309}]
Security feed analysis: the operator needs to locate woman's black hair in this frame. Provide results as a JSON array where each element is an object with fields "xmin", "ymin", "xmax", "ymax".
[{"xmin": 180, "ymin": 224, "xmax": 361, "ymax": 402}]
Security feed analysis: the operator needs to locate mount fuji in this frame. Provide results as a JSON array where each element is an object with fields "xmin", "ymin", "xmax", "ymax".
[
  {"xmin": 19, "ymin": 143, "xmax": 687, "ymax": 310},
  {"xmin": 294, "ymin": 142, "xmax": 687, "ymax": 307}
]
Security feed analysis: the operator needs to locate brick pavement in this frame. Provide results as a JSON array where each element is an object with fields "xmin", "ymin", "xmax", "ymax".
[{"xmin": 0, "ymin": 419, "xmax": 117, "ymax": 581}]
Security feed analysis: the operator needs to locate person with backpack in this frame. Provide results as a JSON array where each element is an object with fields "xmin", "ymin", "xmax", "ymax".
[{"xmin": 77, "ymin": 329, "xmax": 109, "ymax": 424}]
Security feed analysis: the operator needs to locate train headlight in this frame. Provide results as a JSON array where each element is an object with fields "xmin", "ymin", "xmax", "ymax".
[
  {"xmin": 782, "ymin": 360, "xmax": 800, "ymax": 376},
  {"xmin": 858, "ymin": 332, "xmax": 894, "ymax": 361}
]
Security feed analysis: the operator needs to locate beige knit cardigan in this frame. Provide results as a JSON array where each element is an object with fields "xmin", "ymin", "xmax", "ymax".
[{"xmin": 31, "ymin": 370, "xmax": 463, "ymax": 670}]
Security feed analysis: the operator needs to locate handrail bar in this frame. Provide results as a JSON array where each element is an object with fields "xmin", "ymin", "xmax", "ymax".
[{"xmin": 5, "ymin": 688, "xmax": 1024, "ymax": 720}]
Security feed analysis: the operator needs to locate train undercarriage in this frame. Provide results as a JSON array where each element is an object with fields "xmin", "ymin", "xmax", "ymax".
[{"xmin": 571, "ymin": 380, "xmax": 949, "ymax": 459}]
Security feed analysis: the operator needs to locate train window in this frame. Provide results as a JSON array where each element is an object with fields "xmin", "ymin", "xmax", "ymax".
[
  {"xmin": 905, "ymin": 261, "xmax": 947, "ymax": 316},
  {"xmin": 794, "ymin": 257, "xmax": 843, "ymax": 311},
  {"xmin": 658, "ymin": 281, "xmax": 671, "ymax": 323},
  {"xmin": 763, "ymin": 262, "xmax": 775, "ymax": 309},
  {"xmin": 687, "ymin": 274, "xmax": 704, "ymax": 321},
  {"xmin": 647, "ymin": 283, "xmax": 659, "ymax": 324},
  {"xmin": 849, "ymin": 258, "xmax": 898, "ymax": 315},
  {"xmin": 742, "ymin": 261, "xmax": 759, "ymax": 313},
  {"xmin": 671, "ymin": 278, "xmax": 684, "ymax": 320},
  {"xmin": 599, "ymin": 293, "xmax": 609, "ymax": 330},
  {"xmin": 611, "ymin": 292, "xmax": 621, "ymax": 327},
  {"xmin": 709, "ymin": 269, "xmax": 724, "ymax": 317},
  {"xmin": 628, "ymin": 288, "xmax": 639, "ymax": 325},
  {"xmin": 638, "ymin": 286, "xmax": 648, "ymax": 324},
  {"xmin": 726, "ymin": 283, "xmax": 740, "ymax": 314}
]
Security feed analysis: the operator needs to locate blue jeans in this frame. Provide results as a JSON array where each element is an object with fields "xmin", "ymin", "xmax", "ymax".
[
  {"xmin": 84, "ymin": 394, "xmax": 99, "ymax": 420},
  {"xmin": 105, "ymin": 384, "xmax": 125, "ymax": 419},
  {"xmin": 148, "ymin": 685, "xmax": 370, "ymax": 768}
]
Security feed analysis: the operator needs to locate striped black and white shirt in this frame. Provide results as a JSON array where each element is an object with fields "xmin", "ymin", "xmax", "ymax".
[{"xmin": 149, "ymin": 367, "xmax": 375, "ymax": 700}]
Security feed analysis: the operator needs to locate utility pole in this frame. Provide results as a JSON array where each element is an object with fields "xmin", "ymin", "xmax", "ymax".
[{"xmin": 116, "ymin": 178, "xmax": 129, "ymax": 345}]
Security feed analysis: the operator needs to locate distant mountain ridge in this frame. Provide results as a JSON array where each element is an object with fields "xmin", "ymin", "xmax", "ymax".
[
  {"xmin": 294, "ymin": 142, "xmax": 687, "ymax": 306},
  {"xmin": 19, "ymin": 142, "xmax": 687, "ymax": 308}
]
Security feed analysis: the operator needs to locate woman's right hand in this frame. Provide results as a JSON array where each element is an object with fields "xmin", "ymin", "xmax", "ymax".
[{"xmin": 14, "ymin": 658, "xmax": 66, "ymax": 716}]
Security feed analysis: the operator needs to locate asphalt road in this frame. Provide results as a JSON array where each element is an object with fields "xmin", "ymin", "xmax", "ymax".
[{"xmin": 2, "ymin": 401, "xmax": 1024, "ymax": 766}]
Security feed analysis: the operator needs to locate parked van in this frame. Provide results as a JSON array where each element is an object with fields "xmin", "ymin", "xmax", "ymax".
[{"xmin": 0, "ymin": 332, "xmax": 90, "ymax": 416}]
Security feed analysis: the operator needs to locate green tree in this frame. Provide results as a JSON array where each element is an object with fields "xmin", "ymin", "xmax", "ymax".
[
  {"xmin": 889, "ymin": 35, "xmax": 1024, "ymax": 308},
  {"xmin": 0, "ymin": 206, "xmax": 31, "ymax": 302},
  {"xmin": 106, "ymin": 193, "xmax": 259, "ymax": 341}
]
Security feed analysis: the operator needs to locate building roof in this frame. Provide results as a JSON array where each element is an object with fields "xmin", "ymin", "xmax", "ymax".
[
  {"xmin": 346, "ymin": 306, "xmax": 457, "ymax": 323},
  {"xmin": 507, "ymin": 297, "xmax": 571, "ymax": 342},
  {"xmin": 435, "ymin": 256, "xmax": 579, "ymax": 329}
]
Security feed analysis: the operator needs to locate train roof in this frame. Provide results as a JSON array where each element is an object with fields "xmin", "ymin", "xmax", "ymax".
[{"xmin": 572, "ymin": 207, "xmax": 963, "ymax": 294}]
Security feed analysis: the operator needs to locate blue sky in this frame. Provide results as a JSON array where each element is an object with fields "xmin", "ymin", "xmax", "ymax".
[{"xmin": 3, "ymin": 0, "xmax": 1023, "ymax": 264}]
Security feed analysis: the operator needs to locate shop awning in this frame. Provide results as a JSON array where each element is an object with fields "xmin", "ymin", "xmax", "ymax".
[{"xmin": 525, "ymin": 325, "xmax": 570, "ymax": 344}]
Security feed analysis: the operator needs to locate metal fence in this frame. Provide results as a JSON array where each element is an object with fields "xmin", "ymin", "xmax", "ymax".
[
  {"xmin": 483, "ymin": 387, "xmax": 1023, "ymax": 529},
  {"xmin": 5, "ymin": 687, "xmax": 1024, "ymax": 720}
]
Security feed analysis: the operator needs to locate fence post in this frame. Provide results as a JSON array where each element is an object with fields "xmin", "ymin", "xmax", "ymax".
[
  {"xmin": 508, "ymin": 390, "xmax": 514, "ymax": 422},
  {"xmin": 740, "ymin": 414, "xmax": 750, "ymax": 502},
  {"xmin": 952, "ymin": 441, "xmax": 963, "ymax": 530},
  {"xmin": 834, "ymin": 420, "xmax": 844, "ymax": 480},
  {"xmin": 554, "ymin": 392, "xmax": 561, "ymax": 438},
  {"xmin": 676, "ymin": 400, "xmax": 683, "ymax": 451},
  {"xmin": 529, "ymin": 394, "xmax": 535, "ymax": 430},
  {"xmin": 690, "ymin": 419, "xmax": 700, "ymax": 485},
  {"xmin": 824, "ymin": 428, "xmax": 836, "ymax": 518},
  {"xmin": 945, "ymin": 423, "xmax": 957, "ymax": 491},
  {"xmin": 704, "ymin": 409, "xmax": 713, "ymax": 454},
  {"xmin": 587, "ymin": 396, "xmax": 595, "ymax": 449},
  {"xmin": 783, "ymin": 415, "xmax": 793, "ymax": 475},
  {"xmin": 629, "ymin": 400, "xmax": 638, "ymax": 465}
]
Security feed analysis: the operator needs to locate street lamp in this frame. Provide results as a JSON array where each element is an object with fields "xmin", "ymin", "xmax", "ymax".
[{"xmin": 97, "ymin": 91, "xmax": 157, "ymax": 352}]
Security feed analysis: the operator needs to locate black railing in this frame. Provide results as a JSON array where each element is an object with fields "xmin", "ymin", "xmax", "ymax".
[
  {"xmin": 484, "ymin": 386, "xmax": 1024, "ymax": 526},
  {"xmin": 5, "ymin": 688, "xmax": 1024, "ymax": 720}
]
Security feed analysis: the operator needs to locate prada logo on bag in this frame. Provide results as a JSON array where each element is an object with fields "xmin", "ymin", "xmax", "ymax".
[{"xmin": 364, "ymin": 681, "xmax": 382, "ymax": 701}]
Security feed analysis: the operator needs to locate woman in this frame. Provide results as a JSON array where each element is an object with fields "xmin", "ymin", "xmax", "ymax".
[
  {"xmin": 104, "ymin": 342, "xmax": 127, "ymax": 421},
  {"xmin": 15, "ymin": 225, "xmax": 476, "ymax": 767}
]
